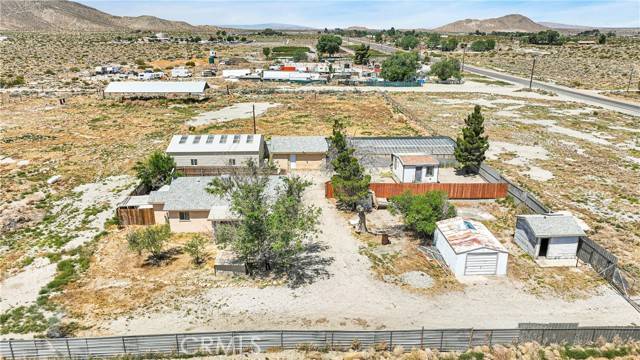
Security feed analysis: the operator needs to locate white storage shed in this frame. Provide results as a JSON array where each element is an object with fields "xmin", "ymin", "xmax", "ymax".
[
  {"xmin": 435, "ymin": 217, "xmax": 509, "ymax": 277},
  {"xmin": 391, "ymin": 154, "xmax": 439, "ymax": 183}
]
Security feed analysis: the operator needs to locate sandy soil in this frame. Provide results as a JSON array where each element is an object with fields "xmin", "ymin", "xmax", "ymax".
[
  {"xmin": 187, "ymin": 102, "xmax": 281, "ymax": 126},
  {"xmin": 85, "ymin": 176, "xmax": 639, "ymax": 336}
]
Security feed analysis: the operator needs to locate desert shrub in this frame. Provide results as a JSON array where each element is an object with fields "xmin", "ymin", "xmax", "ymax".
[
  {"xmin": 184, "ymin": 234, "xmax": 208, "ymax": 265},
  {"xmin": 127, "ymin": 224, "xmax": 171, "ymax": 263},
  {"xmin": 390, "ymin": 190, "xmax": 456, "ymax": 240}
]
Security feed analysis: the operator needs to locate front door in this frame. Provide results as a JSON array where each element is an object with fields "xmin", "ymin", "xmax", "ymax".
[
  {"xmin": 415, "ymin": 166, "xmax": 422, "ymax": 182},
  {"xmin": 289, "ymin": 154, "xmax": 297, "ymax": 169},
  {"xmin": 539, "ymin": 238, "xmax": 550, "ymax": 257}
]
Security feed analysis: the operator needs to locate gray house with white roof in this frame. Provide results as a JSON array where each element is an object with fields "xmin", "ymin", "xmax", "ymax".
[
  {"xmin": 515, "ymin": 214, "xmax": 586, "ymax": 265},
  {"xmin": 167, "ymin": 134, "xmax": 267, "ymax": 174}
]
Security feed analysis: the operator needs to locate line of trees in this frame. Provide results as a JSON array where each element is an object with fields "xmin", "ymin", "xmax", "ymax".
[{"xmin": 469, "ymin": 39, "xmax": 496, "ymax": 52}]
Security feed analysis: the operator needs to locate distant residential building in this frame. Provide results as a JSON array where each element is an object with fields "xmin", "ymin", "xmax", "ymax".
[
  {"xmin": 391, "ymin": 154, "xmax": 439, "ymax": 183},
  {"xmin": 267, "ymin": 136, "xmax": 328, "ymax": 171}
]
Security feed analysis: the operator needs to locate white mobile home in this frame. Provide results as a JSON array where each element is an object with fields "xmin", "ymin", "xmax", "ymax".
[
  {"xmin": 392, "ymin": 154, "xmax": 439, "ymax": 183},
  {"xmin": 166, "ymin": 134, "xmax": 266, "ymax": 170},
  {"xmin": 435, "ymin": 217, "xmax": 508, "ymax": 277},
  {"xmin": 514, "ymin": 214, "xmax": 586, "ymax": 265},
  {"xmin": 171, "ymin": 67, "xmax": 192, "ymax": 78},
  {"xmin": 104, "ymin": 81, "xmax": 208, "ymax": 98}
]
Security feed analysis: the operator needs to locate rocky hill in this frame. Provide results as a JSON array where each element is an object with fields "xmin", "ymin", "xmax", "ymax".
[
  {"xmin": 434, "ymin": 14, "xmax": 549, "ymax": 33},
  {"xmin": 0, "ymin": 0, "xmax": 199, "ymax": 31}
]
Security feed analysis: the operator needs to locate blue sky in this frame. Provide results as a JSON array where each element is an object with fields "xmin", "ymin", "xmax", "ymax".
[{"xmin": 80, "ymin": 0, "xmax": 640, "ymax": 28}]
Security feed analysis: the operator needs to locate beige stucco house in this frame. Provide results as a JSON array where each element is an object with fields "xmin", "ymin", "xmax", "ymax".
[{"xmin": 267, "ymin": 136, "xmax": 328, "ymax": 171}]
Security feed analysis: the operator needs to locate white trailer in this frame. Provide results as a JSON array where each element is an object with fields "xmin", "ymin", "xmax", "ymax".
[
  {"xmin": 171, "ymin": 67, "xmax": 192, "ymax": 78},
  {"xmin": 222, "ymin": 69, "xmax": 252, "ymax": 78}
]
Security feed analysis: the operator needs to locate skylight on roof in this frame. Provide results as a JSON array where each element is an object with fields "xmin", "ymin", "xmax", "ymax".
[
  {"xmin": 193, "ymin": 135, "xmax": 202, "ymax": 144},
  {"xmin": 206, "ymin": 135, "xmax": 214, "ymax": 144},
  {"xmin": 233, "ymin": 135, "xmax": 241, "ymax": 144},
  {"xmin": 179, "ymin": 135, "xmax": 188, "ymax": 144},
  {"xmin": 464, "ymin": 220, "xmax": 476, "ymax": 231},
  {"xmin": 219, "ymin": 135, "xmax": 228, "ymax": 143},
  {"xmin": 246, "ymin": 135, "xmax": 254, "ymax": 143}
]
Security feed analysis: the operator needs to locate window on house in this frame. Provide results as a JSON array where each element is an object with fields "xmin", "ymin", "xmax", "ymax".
[
  {"xmin": 179, "ymin": 135, "xmax": 188, "ymax": 144},
  {"xmin": 206, "ymin": 135, "xmax": 214, "ymax": 144},
  {"xmin": 426, "ymin": 166, "xmax": 433, "ymax": 176},
  {"xmin": 229, "ymin": 159, "xmax": 236, "ymax": 166},
  {"xmin": 233, "ymin": 135, "xmax": 241, "ymax": 144},
  {"xmin": 190, "ymin": 159, "xmax": 198, "ymax": 166},
  {"xmin": 179, "ymin": 211, "xmax": 190, "ymax": 221},
  {"xmin": 246, "ymin": 134, "xmax": 254, "ymax": 143},
  {"xmin": 193, "ymin": 135, "xmax": 201, "ymax": 144},
  {"xmin": 219, "ymin": 135, "xmax": 228, "ymax": 143}
]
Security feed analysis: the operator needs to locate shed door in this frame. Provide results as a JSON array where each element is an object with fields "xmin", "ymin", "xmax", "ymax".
[
  {"xmin": 289, "ymin": 154, "xmax": 297, "ymax": 169},
  {"xmin": 464, "ymin": 253, "xmax": 498, "ymax": 275},
  {"xmin": 415, "ymin": 167, "xmax": 422, "ymax": 182}
]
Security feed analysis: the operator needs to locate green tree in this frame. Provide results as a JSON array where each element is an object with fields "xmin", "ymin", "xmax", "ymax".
[
  {"xmin": 316, "ymin": 35, "xmax": 342, "ymax": 57},
  {"xmin": 207, "ymin": 161, "xmax": 321, "ymax": 271},
  {"xmin": 597, "ymin": 34, "xmax": 607, "ymax": 44},
  {"xmin": 329, "ymin": 120, "xmax": 371, "ymax": 211},
  {"xmin": 429, "ymin": 58, "xmax": 461, "ymax": 81},
  {"xmin": 380, "ymin": 52, "xmax": 419, "ymax": 81},
  {"xmin": 184, "ymin": 234, "xmax": 208, "ymax": 265},
  {"xmin": 454, "ymin": 105, "xmax": 489, "ymax": 174},
  {"xmin": 390, "ymin": 191, "xmax": 456, "ymax": 240},
  {"xmin": 127, "ymin": 224, "xmax": 171, "ymax": 264},
  {"xmin": 262, "ymin": 47, "xmax": 271, "ymax": 58},
  {"xmin": 398, "ymin": 34, "xmax": 419, "ymax": 50},
  {"xmin": 134, "ymin": 151, "xmax": 177, "ymax": 190},
  {"xmin": 469, "ymin": 39, "xmax": 495, "ymax": 52},
  {"xmin": 353, "ymin": 44, "xmax": 370, "ymax": 65},
  {"xmin": 374, "ymin": 32, "xmax": 383, "ymax": 43},
  {"xmin": 292, "ymin": 49, "xmax": 308, "ymax": 62},
  {"xmin": 440, "ymin": 38, "xmax": 459, "ymax": 51},
  {"xmin": 426, "ymin": 33, "xmax": 441, "ymax": 49}
]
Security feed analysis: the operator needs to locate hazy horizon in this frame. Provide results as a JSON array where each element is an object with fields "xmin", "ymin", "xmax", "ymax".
[{"xmin": 79, "ymin": 0, "xmax": 640, "ymax": 29}]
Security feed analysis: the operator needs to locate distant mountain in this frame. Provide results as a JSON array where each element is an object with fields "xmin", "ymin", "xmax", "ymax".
[
  {"xmin": 537, "ymin": 22, "xmax": 592, "ymax": 30},
  {"xmin": 0, "ymin": 0, "xmax": 201, "ymax": 31},
  {"xmin": 223, "ymin": 23, "xmax": 316, "ymax": 31},
  {"xmin": 434, "ymin": 14, "xmax": 549, "ymax": 33}
]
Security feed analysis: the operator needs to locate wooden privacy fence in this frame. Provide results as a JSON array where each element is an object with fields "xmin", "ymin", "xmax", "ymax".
[
  {"xmin": 116, "ymin": 207, "xmax": 155, "ymax": 226},
  {"xmin": 325, "ymin": 181, "xmax": 508, "ymax": 200},
  {"xmin": 2, "ymin": 325, "xmax": 639, "ymax": 359}
]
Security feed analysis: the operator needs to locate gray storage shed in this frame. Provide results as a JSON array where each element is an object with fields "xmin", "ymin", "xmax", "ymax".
[{"xmin": 514, "ymin": 214, "xmax": 586, "ymax": 263}]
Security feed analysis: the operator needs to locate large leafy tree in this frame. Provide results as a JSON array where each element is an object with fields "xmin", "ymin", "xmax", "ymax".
[
  {"xmin": 429, "ymin": 58, "xmax": 461, "ymax": 81},
  {"xmin": 316, "ymin": 35, "xmax": 342, "ymax": 57},
  {"xmin": 380, "ymin": 51, "xmax": 419, "ymax": 82},
  {"xmin": 207, "ymin": 161, "xmax": 321, "ymax": 271},
  {"xmin": 134, "ymin": 151, "xmax": 177, "ymax": 190},
  {"xmin": 354, "ymin": 44, "xmax": 370, "ymax": 65},
  {"xmin": 440, "ymin": 38, "xmax": 459, "ymax": 51},
  {"xmin": 397, "ymin": 34, "xmax": 419, "ymax": 50},
  {"xmin": 390, "ymin": 191, "xmax": 456, "ymax": 240},
  {"xmin": 455, "ymin": 105, "xmax": 489, "ymax": 174},
  {"xmin": 329, "ymin": 119, "xmax": 371, "ymax": 211}
]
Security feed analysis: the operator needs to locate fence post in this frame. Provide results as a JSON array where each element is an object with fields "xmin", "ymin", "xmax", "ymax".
[
  {"xmin": 420, "ymin": 327, "xmax": 424, "ymax": 349},
  {"xmin": 122, "ymin": 336, "xmax": 127, "ymax": 354},
  {"xmin": 280, "ymin": 331, "xmax": 284, "ymax": 349},
  {"xmin": 34, "ymin": 339, "xmax": 39, "ymax": 357},
  {"xmin": 389, "ymin": 331, "xmax": 393, "ymax": 351},
  {"xmin": 489, "ymin": 330, "xmax": 493, "ymax": 347},
  {"xmin": 468, "ymin": 328, "xmax": 474, "ymax": 348},
  {"xmin": 66, "ymin": 338, "xmax": 72, "ymax": 359},
  {"xmin": 591, "ymin": 329, "xmax": 597, "ymax": 343},
  {"xmin": 8, "ymin": 339, "xmax": 15, "ymax": 360},
  {"xmin": 231, "ymin": 332, "xmax": 236, "ymax": 354},
  {"xmin": 439, "ymin": 330, "xmax": 444, "ymax": 351},
  {"xmin": 175, "ymin": 334, "xmax": 180, "ymax": 354},
  {"xmin": 331, "ymin": 332, "xmax": 334, "ymax": 350},
  {"xmin": 541, "ymin": 329, "xmax": 546, "ymax": 345}
]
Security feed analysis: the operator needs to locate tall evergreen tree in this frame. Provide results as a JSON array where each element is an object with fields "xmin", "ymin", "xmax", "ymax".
[{"xmin": 454, "ymin": 105, "xmax": 489, "ymax": 174}]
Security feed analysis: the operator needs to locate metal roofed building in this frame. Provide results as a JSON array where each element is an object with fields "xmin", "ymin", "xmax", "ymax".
[
  {"xmin": 514, "ymin": 213, "xmax": 586, "ymax": 266},
  {"xmin": 103, "ymin": 81, "xmax": 209, "ymax": 98},
  {"xmin": 434, "ymin": 217, "xmax": 508, "ymax": 277},
  {"xmin": 348, "ymin": 136, "xmax": 456, "ymax": 167},
  {"xmin": 166, "ymin": 134, "xmax": 267, "ymax": 172},
  {"xmin": 267, "ymin": 136, "xmax": 328, "ymax": 171}
]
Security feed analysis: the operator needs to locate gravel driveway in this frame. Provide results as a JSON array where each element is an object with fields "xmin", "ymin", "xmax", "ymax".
[{"xmin": 99, "ymin": 175, "xmax": 640, "ymax": 336}]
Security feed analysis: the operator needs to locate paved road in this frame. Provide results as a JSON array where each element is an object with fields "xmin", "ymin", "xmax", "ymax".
[{"xmin": 347, "ymin": 38, "xmax": 640, "ymax": 116}]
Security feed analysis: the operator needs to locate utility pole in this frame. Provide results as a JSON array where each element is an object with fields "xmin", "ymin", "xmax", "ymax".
[
  {"xmin": 529, "ymin": 57, "xmax": 537, "ymax": 90},
  {"xmin": 461, "ymin": 43, "xmax": 467, "ymax": 72},
  {"xmin": 252, "ymin": 103, "xmax": 256, "ymax": 134},
  {"xmin": 627, "ymin": 67, "xmax": 634, "ymax": 92}
]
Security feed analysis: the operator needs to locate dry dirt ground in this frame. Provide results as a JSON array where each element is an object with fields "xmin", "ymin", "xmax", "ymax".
[
  {"xmin": 390, "ymin": 92, "xmax": 640, "ymax": 281},
  {"xmin": 58, "ymin": 175, "xmax": 638, "ymax": 337},
  {"xmin": 463, "ymin": 38, "xmax": 640, "ymax": 91}
]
